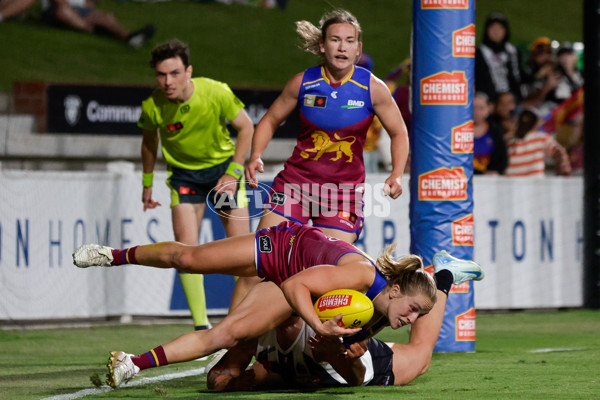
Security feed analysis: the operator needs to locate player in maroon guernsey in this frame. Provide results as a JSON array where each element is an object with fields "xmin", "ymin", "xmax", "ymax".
[{"xmin": 73, "ymin": 221, "xmax": 483, "ymax": 389}]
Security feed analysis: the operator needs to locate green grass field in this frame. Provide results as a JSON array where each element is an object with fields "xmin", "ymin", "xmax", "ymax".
[
  {"xmin": 1, "ymin": 310, "xmax": 598, "ymax": 399},
  {"xmin": 0, "ymin": 0, "xmax": 583, "ymax": 92},
  {"xmin": 1, "ymin": 2, "xmax": 593, "ymax": 399}
]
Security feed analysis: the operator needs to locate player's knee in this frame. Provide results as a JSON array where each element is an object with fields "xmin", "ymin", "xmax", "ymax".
[{"xmin": 209, "ymin": 324, "xmax": 241, "ymax": 349}]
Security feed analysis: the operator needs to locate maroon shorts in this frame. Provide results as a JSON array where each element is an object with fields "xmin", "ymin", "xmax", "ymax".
[
  {"xmin": 254, "ymin": 221, "xmax": 372, "ymax": 285},
  {"xmin": 266, "ymin": 176, "xmax": 364, "ymax": 237}
]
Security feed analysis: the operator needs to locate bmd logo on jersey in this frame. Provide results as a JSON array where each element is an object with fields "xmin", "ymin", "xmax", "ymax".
[
  {"xmin": 342, "ymin": 100, "xmax": 365, "ymax": 109},
  {"xmin": 304, "ymin": 94, "xmax": 327, "ymax": 108},
  {"xmin": 420, "ymin": 71, "xmax": 468, "ymax": 105},
  {"xmin": 452, "ymin": 214, "xmax": 474, "ymax": 246},
  {"xmin": 452, "ymin": 121, "xmax": 474, "ymax": 153},
  {"xmin": 455, "ymin": 308, "xmax": 476, "ymax": 341},
  {"xmin": 418, "ymin": 167, "xmax": 467, "ymax": 200},
  {"xmin": 421, "ymin": 0, "xmax": 468, "ymax": 9},
  {"xmin": 453, "ymin": 24, "xmax": 476, "ymax": 57}
]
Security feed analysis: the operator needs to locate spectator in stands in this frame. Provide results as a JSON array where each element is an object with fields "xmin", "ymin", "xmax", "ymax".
[
  {"xmin": 475, "ymin": 12, "xmax": 523, "ymax": 103},
  {"xmin": 137, "ymin": 39, "xmax": 254, "ymax": 330},
  {"xmin": 489, "ymin": 91, "xmax": 517, "ymax": 140},
  {"xmin": 545, "ymin": 42, "xmax": 584, "ymax": 109},
  {"xmin": 521, "ymin": 36, "xmax": 559, "ymax": 115},
  {"xmin": 473, "ymin": 92, "xmax": 508, "ymax": 175},
  {"xmin": 0, "ymin": 0, "xmax": 35, "ymax": 22},
  {"xmin": 505, "ymin": 109, "xmax": 571, "ymax": 177},
  {"xmin": 41, "ymin": 0, "xmax": 156, "ymax": 49}
]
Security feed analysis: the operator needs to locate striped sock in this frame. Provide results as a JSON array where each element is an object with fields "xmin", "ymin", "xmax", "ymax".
[
  {"xmin": 131, "ymin": 346, "xmax": 168, "ymax": 371},
  {"xmin": 110, "ymin": 246, "xmax": 138, "ymax": 266}
]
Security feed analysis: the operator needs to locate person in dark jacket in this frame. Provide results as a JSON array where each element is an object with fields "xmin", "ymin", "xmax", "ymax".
[{"xmin": 475, "ymin": 12, "xmax": 522, "ymax": 103}]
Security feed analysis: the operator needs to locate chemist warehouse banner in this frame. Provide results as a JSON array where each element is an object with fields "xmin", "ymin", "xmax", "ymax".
[{"xmin": 411, "ymin": 1, "xmax": 476, "ymax": 351}]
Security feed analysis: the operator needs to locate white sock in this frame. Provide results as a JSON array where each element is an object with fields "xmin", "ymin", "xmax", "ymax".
[{"xmin": 0, "ymin": 13, "xmax": 4, "ymax": 23}]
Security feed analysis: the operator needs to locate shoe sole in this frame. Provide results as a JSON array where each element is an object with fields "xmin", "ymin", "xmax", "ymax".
[{"xmin": 106, "ymin": 351, "xmax": 122, "ymax": 388}]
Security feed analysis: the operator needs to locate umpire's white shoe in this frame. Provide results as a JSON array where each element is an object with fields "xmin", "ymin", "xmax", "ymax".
[
  {"xmin": 106, "ymin": 351, "xmax": 140, "ymax": 389},
  {"xmin": 433, "ymin": 250, "xmax": 484, "ymax": 285},
  {"xmin": 73, "ymin": 244, "xmax": 113, "ymax": 268}
]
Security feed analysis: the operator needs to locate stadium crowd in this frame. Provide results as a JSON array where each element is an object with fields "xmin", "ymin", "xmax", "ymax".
[{"xmin": 372, "ymin": 11, "xmax": 583, "ymax": 177}]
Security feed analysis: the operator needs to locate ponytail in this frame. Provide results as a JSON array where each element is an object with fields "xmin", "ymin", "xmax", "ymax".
[{"xmin": 376, "ymin": 243, "xmax": 437, "ymax": 303}]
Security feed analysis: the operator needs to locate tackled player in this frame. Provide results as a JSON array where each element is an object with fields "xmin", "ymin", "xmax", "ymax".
[{"xmin": 73, "ymin": 220, "xmax": 484, "ymax": 389}]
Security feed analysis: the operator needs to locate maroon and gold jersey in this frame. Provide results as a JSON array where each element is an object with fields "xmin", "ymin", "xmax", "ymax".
[
  {"xmin": 276, "ymin": 65, "xmax": 374, "ymax": 188},
  {"xmin": 255, "ymin": 221, "xmax": 375, "ymax": 285}
]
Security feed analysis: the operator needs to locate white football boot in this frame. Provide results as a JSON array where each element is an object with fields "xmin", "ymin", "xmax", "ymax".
[
  {"xmin": 72, "ymin": 244, "xmax": 114, "ymax": 268},
  {"xmin": 433, "ymin": 250, "xmax": 484, "ymax": 285},
  {"xmin": 106, "ymin": 351, "xmax": 140, "ymax": 389}
]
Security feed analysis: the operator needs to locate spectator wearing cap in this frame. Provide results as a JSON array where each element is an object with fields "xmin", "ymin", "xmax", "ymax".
[
  {"xmin": 521, "ymin": 36, "xmax": 559, "ymax": 114},
  {"xmin": 475, "ymin": 12, "xmax": 523, "ymax": 103}
]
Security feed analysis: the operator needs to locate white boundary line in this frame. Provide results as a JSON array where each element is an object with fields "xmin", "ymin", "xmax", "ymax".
[
  {"xmin": 41, "ymin": 367, "xmax": 206, "ymax": 400},
  {"xmin": 528, "ymin": 347, "xmax": 588, "ymax": 353}
]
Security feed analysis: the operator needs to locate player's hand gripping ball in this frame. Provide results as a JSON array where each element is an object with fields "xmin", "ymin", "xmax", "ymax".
[{"xmin": 314, "ymin": 289, "xmax": 374, "ymax": 328}]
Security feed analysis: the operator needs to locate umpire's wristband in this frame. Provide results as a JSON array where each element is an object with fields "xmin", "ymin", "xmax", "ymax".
[
  {"xmin": 142, "ymin": 172, "xmax": 154, "ymax": 187},
  {"xmin": 225, "ymin": 162, "xmax": 244, "ymax": 180}
]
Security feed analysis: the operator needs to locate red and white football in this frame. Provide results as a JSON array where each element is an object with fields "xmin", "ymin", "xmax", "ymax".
[{"xmin": 314, "ymin": 289, "xmax": 374, "ymax": 328}]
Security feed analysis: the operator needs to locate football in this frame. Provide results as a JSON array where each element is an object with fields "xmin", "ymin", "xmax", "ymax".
[{"xmin": 314, "ymin": 289, "xmax": 374, "ymax": 328}]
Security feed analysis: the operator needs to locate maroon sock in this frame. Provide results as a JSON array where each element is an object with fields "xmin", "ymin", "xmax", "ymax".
[
  {"xmin": 131, "ymin": 346, "xmax": 168, "ymax": 371},
  {"xmin": 110, "ymin": 246, "xmax": 138, "ymax": 266}
]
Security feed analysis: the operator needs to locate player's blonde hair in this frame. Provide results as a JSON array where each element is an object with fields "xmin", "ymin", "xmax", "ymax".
[
  {"xmin": 295, "ymin": 9, "xmax": 363, "ymax": 63},
  {"xmin": 376, "ymin": 243, "xmax": 437, "ymax": 303}
]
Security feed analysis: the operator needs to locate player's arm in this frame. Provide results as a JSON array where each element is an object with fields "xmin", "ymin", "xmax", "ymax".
[
  {"xmin": 387, "ymin": 288, "xmax": 448, "ymax": 385},
  {"xmin": 371, "ymin": 75, "xmax": 409, "ymax": 199},
  {"xmin": 245, "ymin": 72, "xmax": 302, "ymax": 188},
  {"xmin": 207, "ymin": 338, "xmax": 260, "ymax": 392},
  {"xmin": 207, "ymin": 338, "xmax": 289, "ymax": 391},
  {"xmin": 279, "ymin": 260, "xmax": 373, "ymax": 337},
  {"xmin": 229, "ymin": 108, "xmax": 254, "ymax": 167},
  {"xmin": 309, "ymin": 336, "xmax": 368, "ymax": 386},
  {"xmin": 215, "ymin": 109, "xmax": 254, "ymax": 196},
  {"xmin": 141, "ymin": 129, "xmax": 161, "ymax": 211}
]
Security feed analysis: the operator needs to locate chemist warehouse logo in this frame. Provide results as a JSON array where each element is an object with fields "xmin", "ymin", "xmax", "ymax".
[
  {"xmin": 421, "ymin": 0, "xmax": 468, "ymax": 9},
  {"xmin": 455, "ymin": 308, "xmax": 476, "ymax": 341},
  {"xmin": 418, "ymin": 167, "xmax": 467, "ymax": 201},
  {"xmin": 452, "ymin": 121, "xmax": 474, "ymax": 153},
  {"xmin": 452, "ymin": 214, "xmax": 474, "ymax": 246},
  {"xmin": 453, "ymin": 24, "xmax": 476, "ymax": 57},
  {"xmin": 420, "ymin": 71, "xmax": 468, "ymax": 105}
]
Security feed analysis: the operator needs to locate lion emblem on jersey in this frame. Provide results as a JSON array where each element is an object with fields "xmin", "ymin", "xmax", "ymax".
[{"xmin": 300, "ymin": 131, "xmax": 356, "ymax": 162}]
